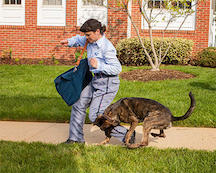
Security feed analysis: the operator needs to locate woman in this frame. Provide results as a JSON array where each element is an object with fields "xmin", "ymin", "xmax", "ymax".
[{"xmin": 60, "ymin": 19, "xmax": 135, "ymax": 144}]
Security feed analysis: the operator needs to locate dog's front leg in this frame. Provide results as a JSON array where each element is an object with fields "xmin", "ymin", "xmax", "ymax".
[
  {"xmin": 99, "ymin": 137, "xmax": 110, "ymax": 145},
  {"xmin": 125, "ymin": 116, "xmax": 138, "ymax": 147},
  {"xmin": 98, "ymin": 127, "xmax": 112, "ymax": 145}
]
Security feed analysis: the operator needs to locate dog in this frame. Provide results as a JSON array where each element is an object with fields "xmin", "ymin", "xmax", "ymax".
[{"xmin": 94, "ymin": 92, "xmax": 195, "ymax": 148}]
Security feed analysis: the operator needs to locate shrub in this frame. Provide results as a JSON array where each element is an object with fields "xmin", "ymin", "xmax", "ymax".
[
  {"xmin": 193, "ymin": 47, "xmax": 216, "ymax": 68},
  {"xmin": 116, "ymin": 37, "xmax": 193, "ymax": 66},
  {"xmin": 1, "ymin": 48, "xmax": 13, "ymax": 59},
  {"xmin": 75, "ymin": 49, "xmax": 87, "ymax": 62}
]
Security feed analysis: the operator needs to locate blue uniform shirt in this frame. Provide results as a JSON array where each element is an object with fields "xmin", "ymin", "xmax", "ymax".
[{"xmin": 67, "ymin": 35, "xmax": 122, "ymax": 76}]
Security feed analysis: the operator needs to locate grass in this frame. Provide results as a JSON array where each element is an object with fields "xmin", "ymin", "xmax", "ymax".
[
  {"xmin": 0, "ymin": 65, "xmax": 215, "ymax": 172},
  {"xmin": 0, "ymin": 141, "xmax": 215, "ymax": 173},
  {"xmin": 0, "ymin": 64, "xmax": 215, "ymax": 127}
]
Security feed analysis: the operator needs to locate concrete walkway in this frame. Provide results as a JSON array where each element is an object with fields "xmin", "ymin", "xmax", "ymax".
[{"xmin": 0, "ymin": 121, "xmax": 216, "ymax": 151}]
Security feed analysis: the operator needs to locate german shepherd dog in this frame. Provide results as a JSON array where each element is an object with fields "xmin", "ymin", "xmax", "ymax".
[{"xmin": 94, "ymin": 92, "xmax": 195, "ymax": 148}]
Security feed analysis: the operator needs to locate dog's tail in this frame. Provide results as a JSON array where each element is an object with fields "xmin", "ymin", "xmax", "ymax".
[{"xmin": 172, "ymin": 92, "xmax": 196, "ymax": 121}]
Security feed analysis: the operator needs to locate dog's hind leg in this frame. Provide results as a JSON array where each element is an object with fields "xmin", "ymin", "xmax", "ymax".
[
  {"xmin": 151, "ymin": 129, "xmax": 166, "ymax": 138},
  {"xmin": 139, "ymin": 112, "xmax": 164, "ymax": 147},
  {"xmin": 140, "ymin": 112, "xmax": 170, "ymax": 147}
]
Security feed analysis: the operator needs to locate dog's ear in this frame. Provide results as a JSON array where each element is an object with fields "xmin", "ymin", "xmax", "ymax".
[{"xmin": 110, "ymin": 119, "xmax": 120, "ymax": 126}]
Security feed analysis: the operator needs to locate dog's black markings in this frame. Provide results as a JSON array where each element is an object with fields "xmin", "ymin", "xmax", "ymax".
[{"xmin": 94, "ymin": 92, "xmax": 196, "ymax": 149}]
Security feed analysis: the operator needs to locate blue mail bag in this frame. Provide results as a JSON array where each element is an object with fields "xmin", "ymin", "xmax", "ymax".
[{"xmin": 54, "ymin": 59, "xmax": 92, "ymax": 106}]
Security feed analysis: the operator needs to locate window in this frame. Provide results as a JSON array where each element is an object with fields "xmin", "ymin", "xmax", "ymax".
[
  {"xmin": 143, "ymin": 0, "xmax": 196, "ymax": 30},
  {"xmin": 37, "ymin": 0, "xmax": 66, "ymax": 26},
  {"xmin": 77, "ymin": 0, "xmax": 107, "ymax": 26},
  {"xmin": 82, "ymin": 0, "xmax": 104, "ymax": 6},
  {"xmin": 172, "ymin": 1, "xmax": 192, "ymax": 9},
  {"xmin": 147, "ymin": 0, "xmax": 192, "ymax": 9},
  {"xmin": 0, "ymin": 0, "xmax": 25, "ymax": 25},
  {"xmin": 148, "ymin": 0, "xmax": 165, "ymax": 9},
  {"xmin": 4, "ymin": 0, "xmax": 21, "ymax": 5},
  {"xmin": 43, "ymin": 0, "xmax": 62, "ymax": 5}
]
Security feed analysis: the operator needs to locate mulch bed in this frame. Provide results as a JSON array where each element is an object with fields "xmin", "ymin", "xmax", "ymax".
[
  {"xmin": 120, "ymin": 69, "xmax": 195, "ymax": 82},
  {"xmin": 0, "ymin": 57, "xmax": 195, "ymax": 81},
  {"xmin": 0, "ymin": 57, "xmax": 75, "ymax": 66}
]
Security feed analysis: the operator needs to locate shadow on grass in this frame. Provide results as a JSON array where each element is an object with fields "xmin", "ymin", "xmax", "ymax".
[
  {"xmin": 0, "ymin": 95, "xmax": 91, "ymax": 123},
  {"xmin": 189, "ymin": 82, "xmax": 216, "ymax": 91},
  {"xmin": 0, "ymin": 95, "xmax": 70, "ymax": 122}
]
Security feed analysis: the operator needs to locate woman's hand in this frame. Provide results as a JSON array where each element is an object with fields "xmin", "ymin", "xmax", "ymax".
[
  {"xmin": 60, "ymin": 39, "xmax": 68, "ymax": 45},
  {"xmin": 89, "ymin": 58, "xmax": 98, "ymax": 69}
]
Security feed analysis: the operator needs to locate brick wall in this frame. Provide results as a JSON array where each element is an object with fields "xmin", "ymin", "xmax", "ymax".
[
  {"xmin": 106, "ymin": 0, "xmax": 128, "ymax": 45},
  {"xmin": 0, "ymin": 0, "xmax": 78, "ymax": 60},
  {"xmin": 0, "ymin": 0, "xmax": 211, "ymax": 60}
]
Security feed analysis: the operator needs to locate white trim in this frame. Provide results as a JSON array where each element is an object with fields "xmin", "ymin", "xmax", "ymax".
[
  {"xmin": 127, "ymin": 0, "xmax": 132, "ymax": 38},
  {"xmin": 77, "ymin": 0, "xmax": 107, "ymax": 26},
  {"xmin": 0, "ymin": 0, "xmax": 25, "ymax": 25},
  {"xmin": 208, "ymin": 0, "xmax": 215, "ymax": 46},
  {"xmin": 37, "ymin": 0, "xmax": 66, "ymax": 26}
]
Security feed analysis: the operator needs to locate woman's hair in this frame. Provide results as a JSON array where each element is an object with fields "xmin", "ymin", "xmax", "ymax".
[{"xmin": 80, "ymin": 19, "xmax": 106, "ymax": 35}]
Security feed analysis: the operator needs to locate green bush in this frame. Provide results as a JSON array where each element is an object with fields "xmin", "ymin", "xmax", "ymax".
[
  {"xmin": 75, "ymin": 49, "xmax": 87, "ymax": 62},
  {"xmin": 193, "ymin": 47, "xmax": 216, "ymax": 67},
  {"xmin": 116, "ymin": 37, "xmax": 193, "ymax": 66}
]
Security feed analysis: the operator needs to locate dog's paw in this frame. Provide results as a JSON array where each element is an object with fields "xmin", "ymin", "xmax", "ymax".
[
  {"xmin": 97, "ymin": 138, "xmax": 110, "ymax": 146},
  {"xmin": 151, "ymin": 133, "xmax": 158, "ymax": 137},
  {"xmin": 151, "ymin": 133, "xmax": 166, "ymax": 138}
]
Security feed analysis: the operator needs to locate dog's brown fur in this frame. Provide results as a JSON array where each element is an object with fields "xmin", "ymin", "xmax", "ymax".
[{"xmin": 94, "ymin": 92, "xmax": 195, "ymax": 148}]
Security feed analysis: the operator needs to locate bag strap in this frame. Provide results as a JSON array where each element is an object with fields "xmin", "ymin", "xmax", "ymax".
[{"xmin": 75, "ymin": 41, "xmax": 88, "ymax": 66}]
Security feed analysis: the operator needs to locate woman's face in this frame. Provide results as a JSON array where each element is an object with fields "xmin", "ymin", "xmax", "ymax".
[{"xmin": 84, "ymin": 29, "xmax": 102, "ymax": 43}]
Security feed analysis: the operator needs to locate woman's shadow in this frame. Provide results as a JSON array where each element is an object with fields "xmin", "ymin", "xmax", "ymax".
[{"xmin": 190, "ymin": 82, "xmax": 216, "ymax": 91}]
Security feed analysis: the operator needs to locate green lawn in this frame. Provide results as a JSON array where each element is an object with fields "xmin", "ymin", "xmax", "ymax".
[
  {"xmin": 0, "ymin": 141, "xmax": 215, "ymax": 173},
  {"xmin": 0, "ymin": 64, "xmax": 215, "ymax": 127},
  {"xmin": 0, "ymin": 64, "xmax": 216, "ymax": 173}
]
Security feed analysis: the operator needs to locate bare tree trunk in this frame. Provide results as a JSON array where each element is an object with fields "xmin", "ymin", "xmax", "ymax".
[
  {"xmin": 104, "ymin": 0, "xmax": 196, "ymax": 71},
  {"xmin": 124, "ymin": 0, "xmax": 157, "ymax": 70},
  {"xmin": 148, "ymin": 24, "xmax": 160, "ymax": 71}
]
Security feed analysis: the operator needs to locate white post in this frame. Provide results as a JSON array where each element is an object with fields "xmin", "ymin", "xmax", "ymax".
[{"xmin": 127, "ymin": 0, "xmax": 132, "ymax": 38}]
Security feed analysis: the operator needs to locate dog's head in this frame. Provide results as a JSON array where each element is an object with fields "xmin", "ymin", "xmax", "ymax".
[{"xmin": 94, "ymin": 113, "xmax": 120, "ymax": 131}]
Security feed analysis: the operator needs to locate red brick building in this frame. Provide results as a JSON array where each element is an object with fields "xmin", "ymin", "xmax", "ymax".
[{"xmin": 0, "ymin": 0, "xmax": 214, "ymax": 60}]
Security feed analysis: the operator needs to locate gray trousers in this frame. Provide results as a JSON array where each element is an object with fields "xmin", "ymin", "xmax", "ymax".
[{"xmin": 69, "ymin": 74, "xmax": 128, "ymax": 142}]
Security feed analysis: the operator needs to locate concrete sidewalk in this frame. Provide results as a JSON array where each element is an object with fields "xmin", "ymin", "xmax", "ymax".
[{"xmin": 0, "ymin": 121, "xmax": 216, "ymax": 151}]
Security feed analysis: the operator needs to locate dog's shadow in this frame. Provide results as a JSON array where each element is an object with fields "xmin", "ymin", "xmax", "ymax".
[{"xmin": 84, "ymin": 125, "xmax": 159, "ymax": 146}]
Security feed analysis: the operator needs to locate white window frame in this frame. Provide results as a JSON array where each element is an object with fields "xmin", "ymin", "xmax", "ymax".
[
  {"xmin": 0, "ymin": 0, "xmax": 25, "ymax": 25},
  {"xmin": 77, "ymin": 0, "xmax": 107, "ymax": 26},
  {"xmin": 37, "ymin": 0, "xmax": 66, "ymax": 26},
  {"xmin": 142, "ymin": 0, "xmax": 197, "ymax": 31}
]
